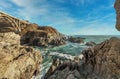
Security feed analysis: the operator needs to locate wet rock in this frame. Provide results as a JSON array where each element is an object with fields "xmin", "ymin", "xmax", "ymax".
[
  {"xmin": 45, "ymin": 37, "xmax": 120, "ymax": 79},
  {"xmin": 85, "ymin": 41, "xmax": 96, "ymax": 46},
  {"xmin": 68, "ymin": 36, "xmax": 84, "ymax": 43}
]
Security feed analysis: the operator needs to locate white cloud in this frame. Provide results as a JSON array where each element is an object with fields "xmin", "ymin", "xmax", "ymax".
[{"xmin": 0, "ymin": 0, "xmax": 118, "ymax": 35}]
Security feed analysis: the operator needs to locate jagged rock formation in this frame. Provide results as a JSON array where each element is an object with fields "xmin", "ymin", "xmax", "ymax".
[
  {"xmin": 0, "ymin": 17, "xmax": 17, "ymax": 33},
  {"xmin": 0, "ymin": 32, "xmax": 20, "ymax": 44},
  {"xmin": 44, "ymin": 1, "xmax": 120, "ymax": 79},
  {"xmin": 45, "ymin": 37, "xmax": 120, "ymax": 79},
  {"xmin": 20, "ymin": 23, "xmax": 39, "ymax": 36},
  {"xmin": 0, "ymin": 12, "xmax": 30, "ymax": 34},
  {"xmin": 0, "ymin": 32, "xmax": 42, "ymax": 79},
  {"xmin": 0, "ymin": 42, "xmax": 42, "ymax": 79},
  {"xmin": 21, "ymin": 26, "xmax": 66, "ymax": 47},
  {"xmin": 85, "ymin": 41, "xmax": 96, "ymax": 46},
  {"xmin": 0, "ymin": 12, "xmax": 43, "ymax": 79},
  {"xmin": 68, "ymin": 36, "xmax": 84, "ymax": 43},
  {"xmin": 0, "ymin": 11, "xmax": 66, "ymax": 47},
  {"xmin": 114, "ymin": 0, "xmax": 120, "ymax": 31}
]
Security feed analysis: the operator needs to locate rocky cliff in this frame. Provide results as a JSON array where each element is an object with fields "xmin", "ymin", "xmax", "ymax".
[
  {"xmin": 0, "ymin": 14, "xmax": 42, "ymax": 79},
  {"xmin": 0, "ymin": 32, "xmax": 42, "ymax": 79},
  {"xmin": 21, "ymin": 26, "xmax": 66, "ymax": 47},
  {"xmin": 0, "ymin": 12, "xmax": 66, "ymax": 47}
]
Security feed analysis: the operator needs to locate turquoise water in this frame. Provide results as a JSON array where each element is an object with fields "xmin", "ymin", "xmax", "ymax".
[{"xmin": 32, "ymin": 35, "xmax": 120, "ymax": 79}]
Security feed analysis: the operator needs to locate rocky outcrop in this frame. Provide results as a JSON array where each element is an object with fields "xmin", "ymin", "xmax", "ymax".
[
  {"xmin": 0, "ymin": 42, "xmax": 42, "ymax": 79},
  {"xmin": 20, "ymin": 23, "xmax": 39, "ymax": 36},
  {"xmin": 85, "ymin": 41, "xmax": 96, "ymax": 46},
  {"xmin": 114, "ymin": 0, "xmax": 120, "ymax": 31},
  {"xmin": 45, "ymin": 37, "xmax": 120, "ymax": 79},
  {"xmin": 0, "ymin": 12, "xmax": 66, "ymax": 47},
  {"xmin": 21, "ymin": 26, "xmax": 66, "ymax": 47},
  {"xmin": 0, "ymin": 17, "xmax": 17, "ymax": 33},
  {"xmin": 68, "ymin": 36, "xmax": 84, "ymax": 43},
  {"xmin": 0, "ymin": 14, "xmax": 43, "ymax": 79},
  {"xmin": 44, "ymin": 55, "xmax": 83, "ymax": 79},
  {"xmin": 0, "ymin": 32, "xmax": 20, "ymax": 44},
  {"xmin": 0, "ymin": 32, "xmax": 42, "ymax": 79},
  {"xmin": 113, "ymin": 2, "xmax": 120, "ymax": 77}
]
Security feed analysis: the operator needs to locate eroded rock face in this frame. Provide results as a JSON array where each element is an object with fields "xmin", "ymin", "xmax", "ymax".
[
  {"xmin": 0, "ymin": 32, "xmax": 42, "ymax": 79},
  {"xmin": 68, "ymin": 36, "xmax": 84, "ymax": 43},
  {"xmin": 20, "ymin": 23, "xmax": 39, "ymax": 36},
  {"xmin": 45, "ymin": 37, "xmax": 120, "ymax": 79},
  {"xmin": 85, "ymin": 41, "xmax": 96, "ymax": 46},
  {"xmin": 0, "ymin": 42, "xmax": 42, "ymax": 79},
  {"xmin": 0, "ymin": 17, "xmax": 16, "ymax": 33},
  {"xmin": 114, "ymin": 0, "xmax": 120, "ymax": 31},
  {"xmin": 0, "ymin": 32, "xmax": 20, "ymax": 44},
  {"xmin": 21, "ymin": 26, "xmax": 66, "ymax": 47}
]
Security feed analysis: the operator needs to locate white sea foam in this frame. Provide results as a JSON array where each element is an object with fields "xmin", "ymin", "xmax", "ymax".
[{"xmin": 49, "ymin": 52, "xmax": 84, "ymax": 60}]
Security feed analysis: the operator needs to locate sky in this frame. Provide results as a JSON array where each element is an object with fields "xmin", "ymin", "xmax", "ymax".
[{"xmin": 0, "ymin": 0, "xmax": 119, "ymax": 35}]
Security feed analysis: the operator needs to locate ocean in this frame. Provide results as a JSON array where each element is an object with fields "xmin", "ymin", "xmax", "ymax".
[{"xmin": 32, "ymin": 35, "xmax": 120, "ymax": 79}]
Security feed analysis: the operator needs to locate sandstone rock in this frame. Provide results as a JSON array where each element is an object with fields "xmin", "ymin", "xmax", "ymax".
[
  {"xmin": 0, "ymin": 42, "xmax": 42, "ymax": 79},
  {"xmin": 0, "ymin": 17, "xmax": 16, "ymax": 33},
  {"xmin": 20, "ymin": 23, "xmax": 39, "ymax": 36},
  {"xmin": 0, "ymin": 30, "xmax": 42, "ymax": 79},
  {"xmin": 0, "ymin": 12, "xmax": 43, "ymax": 79},
  {"xmin": 85, "ymin": 41, "xmax": 96, "ymax": 46},
  {"xmin": 0, "ymin": 32, "xmax": 20, "ymax": 44},
  {"xmin": 45, "ymin": 37, "xmax": 120, "ymax": 79},
  {"xmin": 68, "ymin": 36, "xmax": 84, "ymax": 43}
]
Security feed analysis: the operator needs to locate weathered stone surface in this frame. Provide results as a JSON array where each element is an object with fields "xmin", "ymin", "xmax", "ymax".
[
  {"xmin": 21, "ymin": 26, "xmax": 66, "ymax": 47},
  {"xmin": 114, "ymin": 0, "xmax": 120, "ymax": 31},
  {"xmin": 68, "ymin": 36, "xmax": 84, "ymax": 43},
  {"xmin": 20, "ymin": 23, "xmax": 39, "ymax": 36},
  {"xmin": 0, "ymin": 17, "xmax": 42, "ymax": 79},
  {"xmin": 0, "ymin": 17, "xmax": 16, "ymax": 33},
  {"xmin": 0, "ymin": 42, "xmax": 42, "ymax": 79},
  {"xmin": 0, "ymin": 32, "xmax": 20, "ymax": 44},
  {"xmin": 45, "ymin": 37, "xmax": 120, "ymax": 79},
  {"xmin": 85, "ymin": 41, "xmax": 96, "ymax": 46}
]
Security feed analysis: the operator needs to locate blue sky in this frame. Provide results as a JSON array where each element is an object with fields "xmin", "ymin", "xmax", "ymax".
[{"xmin": 0, "ymin": 0, "xmax": 119, "ymax": 35}]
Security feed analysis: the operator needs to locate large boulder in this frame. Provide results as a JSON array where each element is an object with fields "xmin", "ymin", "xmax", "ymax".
[
  {"xmin": 85, "ymin": 41, "xmax": 96, "ymax": 46},
  {"xmin": 0, "ymin": 32, "xmax": 42, "ymax": 79},
  {"xmin": 68, "ymin": 36, "xmax": 84, "ymax": 43},
  {"xmin": 0, "ymin": 42, "xmax": 42, "ymax": 79},
  {"xmin": 45, "ymin": 37, "xmax": 120, "ymax": 79},
  {"xmin": 21, "ymin": 26, "xmax": 66, "ymax": 47}
]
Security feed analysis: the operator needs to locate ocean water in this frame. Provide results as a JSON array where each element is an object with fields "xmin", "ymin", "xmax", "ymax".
[{"xmin": 32, "ymin": 35, "xmax": 120, "ymax": 79}]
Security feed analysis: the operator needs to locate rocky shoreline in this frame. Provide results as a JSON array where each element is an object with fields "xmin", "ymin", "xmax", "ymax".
[
  {"xmin": 44, "ymin": 37, "xmax": 120, "ymax": 79},
  {"xmin": 0, "ymin": 11, "xmax": 67, "ymax": 79},
  {"xmin": 0, "ymin": 0, "xmax": 119, "ymax": 79}
]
